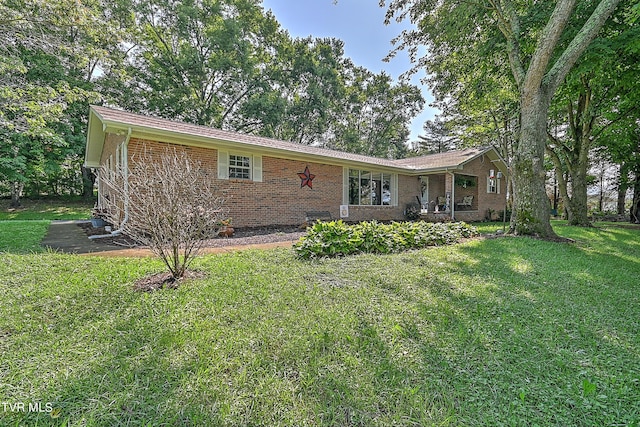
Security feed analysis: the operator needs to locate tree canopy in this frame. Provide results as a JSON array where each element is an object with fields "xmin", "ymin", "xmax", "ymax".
[
  {"xmin": 1, "ymin": 0, "xmax": 424, "ymax": 204},
  {"xmin": 383, "ymin": 0, "xmax": 628, "ymax": 236}
]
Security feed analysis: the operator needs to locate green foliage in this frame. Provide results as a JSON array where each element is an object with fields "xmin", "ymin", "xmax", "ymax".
[
  {"xmin": 0, "ymin": 0, "xmax": 118, "ymax": 203},
  {"xmin": 293, "ymin": 220, "xmax": 478, "ymax": 259},
  {"xmin": 384, "ymin": 0, "xmax": 628, "ymax": 238},
  {"xmin": 114, "ymin": 2, "xmax": 423, "ymax": 158},
  {"xmin": 2, "ymin": 0, "xmax": 426, "ymax": 205},
  {"xmin": 546, "ymin": 0, "xmax": 640, "ymax": 226}
]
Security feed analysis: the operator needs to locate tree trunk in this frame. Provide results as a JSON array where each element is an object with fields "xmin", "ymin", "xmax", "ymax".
[
  {"xmin": 81, "ymin": 166, "xmax": 96, "ymax": 200},
  {"xmin": 631, "ymin": 176, "xmax": 640, "ymax": 224},
  {"xmin": 617, "ymin": 162, "xmax": 628, "ymax": 215},
  {"xmin": 554, "ymin": 167, "xmax": 572, "ymax": 220},
  {"xmin": 567, "ymin": 155, "xmax": 590, "ymax": 226},
  {"xmin": 511, "ymin": 92, "xmax": 557, "ymax": 237},
  {"xmin": 597, "ymin": 165, "xmax": 604, "ymax": 212},
  {"xmin": 10, "ymin": 181, "xmax": 24, "ymax": 208}
]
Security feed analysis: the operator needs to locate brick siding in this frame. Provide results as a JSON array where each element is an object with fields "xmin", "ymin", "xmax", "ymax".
[{"xmin": 101, "ymin": 136, "xmax": 505, "ymax": 227}]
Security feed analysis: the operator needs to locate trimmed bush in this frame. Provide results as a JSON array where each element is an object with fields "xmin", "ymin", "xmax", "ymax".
[{"xmin": 293, "ymin": 220, "xmax": 478, "ymax": 259}]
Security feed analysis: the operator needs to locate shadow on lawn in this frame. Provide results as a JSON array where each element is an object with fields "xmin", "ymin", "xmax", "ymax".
[
  {"xmin": 445, "ymin": 235, "xmax": 640, "ymax": 424},
  {"xmin": 7, "ymin": 234, "xmax": 639, "ymax": 425}
]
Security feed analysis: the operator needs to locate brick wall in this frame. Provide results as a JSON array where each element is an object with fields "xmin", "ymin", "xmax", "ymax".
[
  {"xmin": 453, "ymin": 156, "xmax": 506, "ymax": 221},
  {"xmin": 100, "ymin": 137, "xmax": 506, "ymax": 227},
  {"xmin": 127, "ymin": 138, "xmax": 347, "ymax": 227}
]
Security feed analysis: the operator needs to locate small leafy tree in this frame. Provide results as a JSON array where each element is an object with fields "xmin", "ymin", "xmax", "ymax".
[{"xmin": 100, "ymin": 147, "xmax": 227, "ymax": 281}]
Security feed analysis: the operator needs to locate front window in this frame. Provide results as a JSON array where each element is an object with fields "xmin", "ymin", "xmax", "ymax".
[
  {"xmin": 349, "ymin": 169, "xmax": 392, "ymax": 206},
  {"xmin": 229, "ymin": 155, "xmax": 251, "ymax": 179},
  {"xmin": 487, "ymin": 176, "xmax": 501, "ymax": 193}
]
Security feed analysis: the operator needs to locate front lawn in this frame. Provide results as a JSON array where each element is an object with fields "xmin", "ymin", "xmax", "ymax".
[
  {"xmin": 0, "ymin": 224, "xmax": 638, "ymax": 425},
  {"xmin": 0, "ymin": 220, "xmax": 50, "ymax": 253}
]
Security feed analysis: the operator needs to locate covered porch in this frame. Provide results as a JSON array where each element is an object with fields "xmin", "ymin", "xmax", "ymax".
[{"xmin": 416, "ymin": 173, "xmax": 479, "ymax": 221}]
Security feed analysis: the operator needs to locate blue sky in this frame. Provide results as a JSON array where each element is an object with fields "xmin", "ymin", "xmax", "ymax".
[{"xmin": 261, "ymin": 0, "xmax": 437, "ymax": 142}]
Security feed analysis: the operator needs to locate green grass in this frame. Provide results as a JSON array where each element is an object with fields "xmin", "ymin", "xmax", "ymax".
[
  {"xmin": 0, "ymin": 220, "xmax": 50, "ymax": 253},
  {"xmin": 0, "ymin": 198, "xmax": 93, "ymax": 220},
  {"xmin": 0, "ymin": 224, "xmax": 638, "ymax": 426}
]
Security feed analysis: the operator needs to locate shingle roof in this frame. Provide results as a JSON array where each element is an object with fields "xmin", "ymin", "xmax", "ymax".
[
  {"xmin": 90, "ymin": 105, "xmax": 400, "ymax": 168},
  {"xmin": 391, "ymin": 147, "xmax": 492, "ymax": 170},
  {"xmin": 87, "ymin": 105, "xmax": 501, "ymax": 173}
]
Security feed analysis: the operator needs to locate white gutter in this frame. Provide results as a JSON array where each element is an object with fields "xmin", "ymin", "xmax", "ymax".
[{"xmin": 113, "ymin": 127, "xmax": 132, "ymax": 236}]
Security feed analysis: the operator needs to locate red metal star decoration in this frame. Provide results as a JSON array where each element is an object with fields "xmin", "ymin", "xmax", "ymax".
[{"xmin": 297, "ymin": 166, "xmax": 316, "ymax": 189}]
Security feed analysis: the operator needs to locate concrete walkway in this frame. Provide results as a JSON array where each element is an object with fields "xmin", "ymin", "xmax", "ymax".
[
  {"xmin": 41, "ymin": 220, "xmax": 122, "ymax": 254},
  {"xmin": 41, "ymin": 220, "xmax": 294, "ymax": 257}
]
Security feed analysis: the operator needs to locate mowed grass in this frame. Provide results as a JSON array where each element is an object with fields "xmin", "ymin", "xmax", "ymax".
[
  {"xmin": 0, "ymin": 220, "xmax": 50, "ymax": 253},
  {"xmin": 0, "ymin": 198, "xmax": 93, "ymax": 220},
  {"xmin": 0, "ymin": 224, "xmax": 638, "ymax": 426}
]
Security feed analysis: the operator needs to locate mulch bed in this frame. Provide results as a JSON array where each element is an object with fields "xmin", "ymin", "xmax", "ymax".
[{"xmin": 78, "ymin": 222, "xmax": 305, "ymax": 249}]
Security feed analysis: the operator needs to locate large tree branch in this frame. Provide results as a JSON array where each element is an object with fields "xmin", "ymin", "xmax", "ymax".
[
  {"xmin": 545, "ymin": 0, "xmax": 623, "ymax": 94},
  {"xmin": 525, "ymin": 0, "xmax": 576, "ymax": 91},
  {"xmin": 488, "ymin": 0, "xmax": 526, "ymax": 87}
]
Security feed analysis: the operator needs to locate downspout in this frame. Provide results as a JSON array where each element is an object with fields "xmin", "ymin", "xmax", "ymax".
[
  {"xmin": 448, "ymin": 171, "xmax": 456, "ymax": 221},
  {"xmin": 92, "ymin": 128, "xmax": 131, "ymax": 239},
  {"xmin": 113, "ymin": 127, "xmax": 132, "ymax": 235}
]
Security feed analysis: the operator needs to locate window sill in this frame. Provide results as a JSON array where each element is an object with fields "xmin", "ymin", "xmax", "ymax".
[
  {"xmin": 348, "ymin": 205, "xmax": 396, "ymax": 208},
  {"xmin": 227, "ymin": 178, "xmax": 255, "ymax": 183}
]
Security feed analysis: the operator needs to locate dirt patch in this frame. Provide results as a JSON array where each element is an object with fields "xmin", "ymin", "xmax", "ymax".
[
  {"xmin": 134, "ymin": 269, "xmax": 208, "ymax": 292},
  {"xmin": 602, "ymin": 223, "xmax": 640, "ymax": 230}
]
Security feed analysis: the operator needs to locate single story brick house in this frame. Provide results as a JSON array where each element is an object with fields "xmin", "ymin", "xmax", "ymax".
[{"xmin": 85, "ymin": 105, "xmax": 507, "ymax": 228}]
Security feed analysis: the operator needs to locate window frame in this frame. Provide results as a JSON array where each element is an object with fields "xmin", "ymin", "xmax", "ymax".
[
  {"xmin": 347, "ymin": 168, "xmax": 396, "ymax": 206},
  {"xmin": 217, "ymin": 150, "xmax": 262, "ymax": 182},
  {"xmin": 228, "ymin": 154, "xmax": 252, "ymax": 180},
  {"xmin": 487, "ymin": 176, "xmax": 501, "ymax": 194}
]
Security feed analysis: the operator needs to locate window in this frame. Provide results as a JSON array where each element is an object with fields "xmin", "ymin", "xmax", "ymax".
[
  {"xmin": 217, "ymin": 151, "xmax": 262, "ymax": 182},
  {"xmin": 348, "ymin": 169, "xmax": 393, "ymax": 206},
  {"xmin": 107, "ymin": 154, "xmax": 114, "ymax": 179},
  {"xmin": 487, "ymin": 176, "xmax": 501, "ymax": 194},
  {"xmin": 229, "ymin": 154, "xmax": 251, "ymax": 179}
]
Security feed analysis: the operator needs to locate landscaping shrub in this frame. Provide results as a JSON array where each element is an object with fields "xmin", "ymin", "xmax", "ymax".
[{"xmin": 293, "ymin": 220, "xmax": 478, "ymax": 258}]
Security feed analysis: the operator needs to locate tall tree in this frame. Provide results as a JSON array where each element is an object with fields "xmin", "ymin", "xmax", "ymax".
[
  {"xmin": 0, "ymin": 0, "xmax": 102, "ymax": 205},
  {"xmin": 264, "ymin": 37, "xmax": 348, "ymax": 145},
  {"xmin": 383, "ymin": 0, "xmax": 623, "ymax": 238},
  {"xmin": 545, "ymin": 1, "xmax": 639, "ymax": 226},
  {"xmin": 114, "ymin": 0, "xmax": 283, "ymax": 129},
  {"xmin": 412, "ymin": 118, "xmax": 459, "ymax": 155},
  {"xmin": 330, "ymin": 68, "xmax": 423, "ymax": 158}
]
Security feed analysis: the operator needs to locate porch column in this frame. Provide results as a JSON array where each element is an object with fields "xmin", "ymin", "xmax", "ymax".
[{"xmin": 444, "ymin": 172, "xmax": 453, "ymax": 213}]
